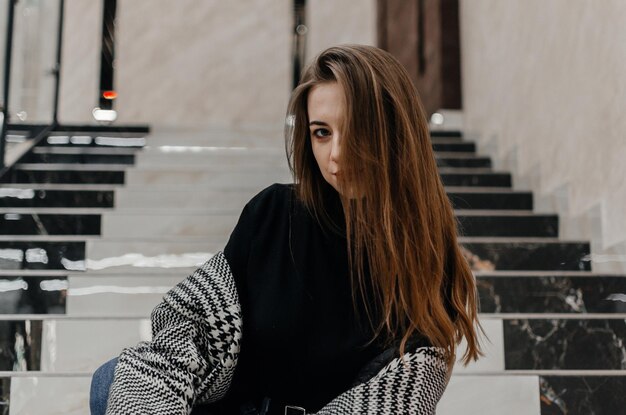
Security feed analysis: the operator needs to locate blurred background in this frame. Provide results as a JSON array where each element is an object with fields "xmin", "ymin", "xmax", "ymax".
[{"xmin": 0, "ymin": 0, "xmax": 625, "ymax": 414}]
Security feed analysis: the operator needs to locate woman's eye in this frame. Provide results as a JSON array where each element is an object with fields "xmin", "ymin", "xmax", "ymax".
[{"xmin": 312, "ymin": 128, "xmax": 331, "ymax": 138}]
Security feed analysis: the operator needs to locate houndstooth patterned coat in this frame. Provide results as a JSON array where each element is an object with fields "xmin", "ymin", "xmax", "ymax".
[{"xmin": 105, "ymin": 252, "xmax": 451, "ymax": 414}]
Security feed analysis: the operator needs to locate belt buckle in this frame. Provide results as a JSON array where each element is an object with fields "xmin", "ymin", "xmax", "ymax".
[{"xmin": 284, "ymin": 405, "xmax": 306, "ymax": 415}]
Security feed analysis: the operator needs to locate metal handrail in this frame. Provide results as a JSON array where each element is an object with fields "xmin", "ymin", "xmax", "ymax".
[
  {"xmin": 0, "ymin": 0, "xmax": 17, "ymax": 170},
  {"xmin": 0, "ymin": 0, "xmax": 64, "ymax": 175}
]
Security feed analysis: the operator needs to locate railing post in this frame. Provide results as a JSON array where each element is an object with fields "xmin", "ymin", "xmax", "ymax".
[
  {"xmin": 52, "ymin": 0, "xmax": 65, "ymax": 125},
  {"xmin": 292, "ymin": 0, "xmax": 307, "ymax": 90},
  {"xmin": 0, "ymin": 0, "xmax": 17, "ymax": 170}
]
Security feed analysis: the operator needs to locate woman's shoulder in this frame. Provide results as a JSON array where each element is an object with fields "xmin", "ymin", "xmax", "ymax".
[{"xmin": 243, "ymin": 183, "xmax": 296, "ymax": 216}]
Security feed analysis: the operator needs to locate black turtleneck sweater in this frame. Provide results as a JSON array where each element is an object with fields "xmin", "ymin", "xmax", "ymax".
[{"xmin": 199, "ymin": 183, "xmax": 385, "ymax": 413}]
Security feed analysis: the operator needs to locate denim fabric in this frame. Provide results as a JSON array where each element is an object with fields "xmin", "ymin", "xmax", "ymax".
[{"xmin": 90, "ymin": 357, "xmax": 118, "ymax": 415}]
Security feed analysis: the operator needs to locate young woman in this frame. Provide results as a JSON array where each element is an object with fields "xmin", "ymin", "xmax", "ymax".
[{"xmin": 91, "ymin": 44, "xmax": 481, "ymax": 415}]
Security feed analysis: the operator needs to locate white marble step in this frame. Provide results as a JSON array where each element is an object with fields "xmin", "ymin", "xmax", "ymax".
[
  {"xmin": 37, "ymin": 319, "xmax": 150, "ymax": 373},
  {"xmin": 9, "ymin": 376, "xmax": 91, "ymax": 415},
  {"xmin": 85, "ymin": 238, "xmax": 221, "ymax": 273},
  {"xmin": 100, "ymin": 212, "xmax": 238, "ymax": 238},
  {"xmin": 438, "ymin": 375, "xmax": 540, "ymax": 414},
  {"xmin": 124, "ymin": 169, "xmax": 292, "ymax": 187},
  {"xmin": 113, "ymin": 187, "xmax": 260, "ymax": 210},
  {"xmin": 66, "ymin": 274, "xmax": 182, "ymax": 317},
  {"xmin": 134, "ymin": 148, "xmax": 287, "ymax": 168}
]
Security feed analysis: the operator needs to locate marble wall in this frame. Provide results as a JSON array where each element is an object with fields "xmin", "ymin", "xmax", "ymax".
[
  {"xmin": 58, "ymin": 0, "xmax": 376, "ymax": 131},
  {"xmin": 459, "ymin": 0, "xmax": 626, "ymax": 272}
]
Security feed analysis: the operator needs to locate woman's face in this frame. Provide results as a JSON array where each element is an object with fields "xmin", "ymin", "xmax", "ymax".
[{"xmin": 308, "ymin": 82, "xmax": 346, "ymax": 194}]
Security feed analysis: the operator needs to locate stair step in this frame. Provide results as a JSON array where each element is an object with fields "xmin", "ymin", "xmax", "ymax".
[
  {"xmin": 42, "ymin": 134, "xmax": 146, "ymax": 148},
  {"xmin": 0, "ymin": 275, "xmax": 67, "ymax": 314},
  {"xmin": 0, "ymin": 318, "xmax": 149, "ymax": 373},
  {"xmin": 448, "ymin": 190, "xmax": 532, "ymax": 210},
  {"xmin": 504, "ymin": 318, "xmax": 626, "ymax": 370},
  {"xmin": 477, "ymin": 274, "xmax": 626, "ymax": 313},
  {"xmin": 0, "ymin": 189, "xmax": 114, "ymax": 208},
  {"xmin": 33, "ymin": 146, "xmax": 139, "ymax": 155},
  {"xmin": 0, "ymin": 241, "xmax": 86, "ymax": 271},
  {"xmin": 436, "ymin": 156, "xmax": 492, "ymax": 168},
  {"xmin": 0, "ymin": 169, "xmax": 125, "ymax": 185},
  {"xmin": 4, "ymin": 375, "xmax": 90, "ymax": 415},
  {"xmin": 457, "ymin": 214, "xmax": 558, "ymax": 237},
  {"xmin": 0, "ymin": 214, "xmax": 101, "ymax": 236},
  {"xmin": 460, "ymin": 239, "xmax": 590, "ymax": 271},
  {"xmin": 441, "ymin": 172, "xmax": 511, "ymax": 187},
  {"xmin": 19, "ymin": 153, "xmax": 135, "ymax": 165},
  {"xmin": 432, "ymin": 142, "xmax": 476, "ymax": 152}
]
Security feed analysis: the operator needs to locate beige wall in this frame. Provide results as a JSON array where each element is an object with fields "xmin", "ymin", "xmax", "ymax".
[
  {"xmin": 459, "ymin": 0, "xmax": 626, "ymax": 271},
  {"xmin": 58, "ymin": 0, "xmax": 377, "ymax": 129},
  {"xmin": 307, "ymin": 0, "xmax": 377, "ymax": 59}
]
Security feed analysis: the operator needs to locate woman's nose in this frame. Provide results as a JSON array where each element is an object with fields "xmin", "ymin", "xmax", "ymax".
[{"xmin": 330, "ymin": 135, "xmax": 341, "ymax": 162}]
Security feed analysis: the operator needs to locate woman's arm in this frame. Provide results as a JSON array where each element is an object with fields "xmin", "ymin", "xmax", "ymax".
[
  {"xmin": 105, "ymin": 251, "xmax": 242, "ymax": 415},
  {"xmin": 314, "ymin": 347, "xmax": 450, "ymax": 415}
]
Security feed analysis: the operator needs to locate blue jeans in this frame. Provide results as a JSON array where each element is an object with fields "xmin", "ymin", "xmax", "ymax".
[
  {"xmin": 89, "ymin": 358, "xmax": 221, "ymax": 414},
  {"xmin": 90, "ymin": 357, "xmax": 118, "ymax": 415}
]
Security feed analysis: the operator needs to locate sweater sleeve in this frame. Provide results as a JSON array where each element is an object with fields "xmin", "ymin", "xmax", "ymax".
[
  {"xmin": 105, "ymin": 252, "xmax": 243, "ymax": 415},
  {"xmin": 313, "ymin": 347, "xmax": 451, "ymax": 415}
]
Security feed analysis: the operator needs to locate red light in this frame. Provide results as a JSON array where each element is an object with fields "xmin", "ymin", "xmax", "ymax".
[{"xmin": 103, "ymin": 90, "xmax": 117, "ymax": 100}]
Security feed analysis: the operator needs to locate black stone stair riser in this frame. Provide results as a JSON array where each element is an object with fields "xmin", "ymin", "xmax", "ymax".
[
  {"xmin": 461, "ymin": 242, "xmax": 591, "ymax": 271},
  {"xmin": 441, "ymin": 173, "xmax": 511, "ymax": 187},
  {"xmin": 0, "ymin": 320, "xmax": 42, "ymax": 371},
  {"xmin": 504, "ymin": 319, "xmax": 626, "ymax": 370},
  {"xmin": 0, "ymin": 190, "xmax": 114, "ymax": 208},
  {"xmin": 0, "ymin": 276, "xmax": 67, "ymax": 314},
  {"xmin": 436, "ymin": 157, "xmax": 492, "ymax": 168},
  {"xmin": 432, "ymin": 143, "xmax": 476, "ymax": 152},
  {"xmin": 0, "ymin": 378, "xmax": 8, "ymax": 408},
  {"xmin": 540, "ymin": 376, "xmax": 626, "ymax": 415},
  {"xmin": 478, "ymin": 276, "xmax": 626, "ymax": 313},
  {"xmin": 457, "ymin": 215, "xmax": 558, "ymax": 238},
  {"xmin": 430, "ymin": 131, "xmax": 462, "ymax": 138},
  {"xmin": 0, "ymin": 214, "xmax": 101, "ymax": 236},
  {"xmin": 20, "ymin": 153, "xmax": 135, "ymax": 165},
  {"xmin": 448, "ymin": 192, "xmax": 533, "ymax": 210},
  {"xmin": 40, "ymin": 140, "xmax": 144, "ymax": 148},
  {"xmin": 0, "ymin": 241, "xmax": 86, "ymax": 271},
  {"xmin": 0, "ymin": 170, "xmax": 125, "ymax": 185}
]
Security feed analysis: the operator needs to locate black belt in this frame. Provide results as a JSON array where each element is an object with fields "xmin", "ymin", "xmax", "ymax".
[{"xmin": 239, "ymin": 398, "xmax": 307, "ymax": 415}]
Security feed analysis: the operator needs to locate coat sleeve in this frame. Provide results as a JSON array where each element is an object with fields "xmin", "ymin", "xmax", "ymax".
[
  {"xmin": 314, "ymin": 347, "xmax": 451, "ymax": 415},
  {"xmin": 105, "ymin": 251, "xmax": 243, "ymax": 415}
]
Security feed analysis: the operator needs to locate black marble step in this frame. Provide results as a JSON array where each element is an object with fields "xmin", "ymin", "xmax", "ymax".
[
  {"xmin": 457, "ymin": 214, "xmax": 558, "ymax": 237},
  {"xmin": 436, "ymin": 156, "xmax": 491, "ymax": 168},
  {"xmin": 0, "ymin": 189, "xmax": 114, "ymax": 208},
  {"xmin": 42, "ymin": 134, "xmax": 146, "ymax": 147},
  {"xmin": 478, "ymin": 275, "xmax": 626, "ymax": 313},
  {"xmin": 0, "ymin": 214, "xmax": 101, "ymax": 235},
  {"xmin": 0, "ymin": 170, "xmax": 125, "ymax": 185},
  {"xmin": 441, "ymin": 172, "xmax": 511, "ymax": 187},
  {"xmin": 540, "ymin": 375, "xmax": 626, "ymax": 414},
  {"xmin": 20, "ymin": 152, "xmax": 135, "ymax": 165},
  {"xmin": 504, "ymin": 318, "xmax": 626, "ymax": 370},
  {"xmin": 448, "ymin": 191, "xmax": 533, "ymax": 210},
  {"xmin": 0, "ymin": 319, "xmax": 42, "ymax": 370},
  {"xmin": 461, "ymin": 240, "xmax": 591, "ymax": 271},
  {"xmin": 432, "ymin": 142, "xmax": 476, "ymax": 152},
  {"xmin": 430, "ymin": 130, "xmax": 462, "ymax": 138},
  {"xmin": 0, "ymin": 276, "xmax": 66, "ymax": 314},
  {"xmin": 0, "ymin": 378, "xmax": 8, "ymax": 410},
  {"xmin": 0, "ymin": 241, "xmax": 86, "ymax": 270}
]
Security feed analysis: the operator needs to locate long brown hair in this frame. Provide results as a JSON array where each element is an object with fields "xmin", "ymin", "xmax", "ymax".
[{"xmin": 285, "ymin": 45, "xmax": 481, "ymax": 365}]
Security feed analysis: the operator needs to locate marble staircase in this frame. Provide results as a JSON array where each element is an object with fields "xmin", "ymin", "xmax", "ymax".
[{"xmin": 0, "ymin": 127, "xmax": 624, "ymax": 414}]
